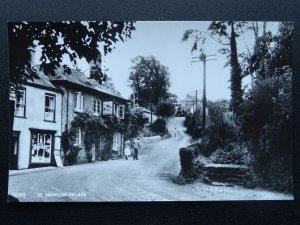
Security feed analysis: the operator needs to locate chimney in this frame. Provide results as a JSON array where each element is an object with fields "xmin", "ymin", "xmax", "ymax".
[
  {"xmin": 89, "ymin": 54, "xmax": 102, "ymax": 79},
  {"xmin": 28, "ymin": 45, "xmax": 36, "ymax": 68}
]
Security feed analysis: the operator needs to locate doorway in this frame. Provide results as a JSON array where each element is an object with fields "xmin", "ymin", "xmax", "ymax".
[{"xmin": 10, "ymin": 131, "xmax": 20, "ymax": 170}]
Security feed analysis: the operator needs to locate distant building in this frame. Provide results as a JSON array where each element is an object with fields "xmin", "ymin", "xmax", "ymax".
[
  {"xmin": 10, "ymin": 72, "xmax": 63, "ymax": 170},
  {"xmin": 180, "ymin": 94, "xmax": 201, "ymax": 113}
]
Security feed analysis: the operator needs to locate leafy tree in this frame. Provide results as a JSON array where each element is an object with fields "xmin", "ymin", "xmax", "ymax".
[
  {"xmin": 8, "ymin": 21, "xmax": 135, "ymax": 90},
  {"xmin": 129, "ymin": 56, "xmax": 171, "ymax": 107},
  {"xmin": 156, "ymin": 102, "xmax": 176, "ymax": 118},
  {"xmin": 245, "ymin": 22, "xmax": 293, "ymax": 81},
  {"xmin": 206, "ymin": 100, "xmax": 236, "ymax": 148},
  {"xmin": 239, "ymin": 22, "xmax": 293, "ymax": 192},
  {"xmin": 182, "ymin": 21, "xmax": 248, "ymax": 114},
  {"xmin": 151, "ymin": 117, "xmax": 167, "ymax": 135}
]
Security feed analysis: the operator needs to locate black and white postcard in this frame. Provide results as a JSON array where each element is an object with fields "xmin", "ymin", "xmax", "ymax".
[{"xmin": 8, "ymin": 21, "xmax": 294, "ymax": 202}]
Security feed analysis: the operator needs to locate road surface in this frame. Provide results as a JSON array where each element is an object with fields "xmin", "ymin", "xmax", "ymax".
[{"xmin": 8, "ymin": 117, "xmax": 293, "ymax": 201}]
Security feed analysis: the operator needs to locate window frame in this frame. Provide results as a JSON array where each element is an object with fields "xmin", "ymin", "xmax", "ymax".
[
  {"xmin": 93, "ymin": 98, "xmax": 102, "ymax": 116},
  {"xmin": 74, "ymin": 92, "xmax": 84, "ymax": 112},
  {"xmin": 14, "ymin": 89, "xmax": 26, "ymax": 118},
  {"xmin": 44, "ymin": 93, "xmax": 56, "ymax": 122},
  {"xmin": 117, "ymin": 105, "xmax": 125, "ymax": 119},
  {"xmin": 74, "ymin": 128, "xmax": 82, "ymax": 146}
]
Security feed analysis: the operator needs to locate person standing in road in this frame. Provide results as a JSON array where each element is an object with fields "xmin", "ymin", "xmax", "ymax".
[
  {"xmin": 132, "ymin": 137, "xmax": 141, "ymax": 160},
  {"xmin": 124, "ymin": 139, "xmax": 132, "ymax": 160}
]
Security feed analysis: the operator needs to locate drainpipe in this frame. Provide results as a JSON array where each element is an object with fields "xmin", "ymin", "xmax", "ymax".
[
  {"xmin": 60, "ymin": 90, "xmax": 64, "ymax": 158},
  {"xmin": 66, "ymin": 88, "xmax": 69, "ymax": 130}
]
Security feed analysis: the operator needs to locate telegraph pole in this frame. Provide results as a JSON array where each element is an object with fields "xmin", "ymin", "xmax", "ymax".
[
  {"xmin": 192, "ymin": 53, "xmax": 216, "ymax": 129},
  {"xmin": 200, "ymin": 54, "xmax": 207, "ymax": 129}
]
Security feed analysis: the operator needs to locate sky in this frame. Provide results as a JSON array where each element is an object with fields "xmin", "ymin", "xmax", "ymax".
[
  {"xmin": 34, "ymin": 21, "xmax": 279, "ymax": 101},
  {"xmin": 103, "ymin": 21, "xmax": 232, "ymax": 101}
]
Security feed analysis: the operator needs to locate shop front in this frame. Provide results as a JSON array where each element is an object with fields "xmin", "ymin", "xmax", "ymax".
[{"xmin": 29, "ymin": 129, "xmax": 55, "ymax": 167}]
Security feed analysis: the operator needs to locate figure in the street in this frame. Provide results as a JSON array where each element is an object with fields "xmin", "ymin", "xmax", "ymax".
[
  {"xmin": 132, "ymin": 137, "xmax": 141, "ymax": 160},
  {"xmin": 124, "ymin": 139, "xmax": 132, "ymax": 160}
]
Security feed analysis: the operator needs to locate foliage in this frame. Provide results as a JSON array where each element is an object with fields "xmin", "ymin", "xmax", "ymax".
[
  {"xmin": 61, "ymin": 129, "xmax": 80, "ymax": 165},
  {"xmin": 245, "ymin": 22, "xmax": 293, "ymax": 80},
  {"xmin": 151, "ymin": 117, "xmax": 168, "ymax": 136},
  {"xmin": 129, "ymin": 56, "xmax": 171, "ymax": 107},
  {"xmin": 156, "ymin": 102, "xmax": 176, "ymax": 118},
  {"xmin": 8, "ymin": 21, "xmax": 135, "ymax": 90},
  {"xmin": 239, "ymin": 70, "xmax": 292, "ymax": 192},
  {"xmin": 141, "ymin": 125, "xmax": 156, "ymax": 137},
  {"xmin": 206, "ymin": 100, "xmax": 237, "ymax": 148},
  {"xmin": 182, "ymin": 22, "xmax": 293, "ymax": 192},
  {"xmin": 184, "ymin": 110, "xmax": 202, "ymax": 138},
  {"xmin": 182, "ymin": 21, "xmax": 248, "ymax": 114},
  {"xmin": 209, "ymin": 144, "xmax": 253, "ymax": 165},
  {"xmin": 122, "ymin": 108, "xmax": 148, "ymax": 140}
]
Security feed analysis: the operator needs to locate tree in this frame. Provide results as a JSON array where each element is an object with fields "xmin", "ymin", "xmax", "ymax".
[
  {"xmin": 151, "ymin": 117, "xmax": 167, "ymax": 136},
  {"xmin": 156, "ymin": 102, "xmax": 176, "ymax": 118},
  {"xmin": 238, "ymin": 22, "xmax": 293, "ymax": 192},
  {"xmin": 129, "ymin": 56, "xmax": 171, "ymax": 107},
  {"xmin": 182, "ymin": 21, "xmax": 248, "ymax": 115},
  {"xmin": 8, "ymin": 21, "xmax": 135, "ymax": 90}
]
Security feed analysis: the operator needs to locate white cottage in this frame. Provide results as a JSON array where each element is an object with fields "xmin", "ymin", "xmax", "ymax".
[{"xmin": 10, "ymin": 72, "xmax": 63, "ymax": 169}]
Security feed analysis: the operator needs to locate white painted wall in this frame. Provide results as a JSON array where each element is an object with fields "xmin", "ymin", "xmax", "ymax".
[{"xmin": 13, "ymin": 85, "xmax": 62, "ymax": 169}]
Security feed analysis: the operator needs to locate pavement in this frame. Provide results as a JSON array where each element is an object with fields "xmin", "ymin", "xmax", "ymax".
[{"xmin": 9, "ymin": 166, "xmax": 58, "ymax": 176}]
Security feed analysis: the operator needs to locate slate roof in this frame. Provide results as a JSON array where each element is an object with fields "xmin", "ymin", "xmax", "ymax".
[
  {"xmin": 49, "ymin": 68, "xmax": 128, "ymax": 101},
  {"xmin": 24, "ymin": 69, "xmax": 62, "ymax": 93}
]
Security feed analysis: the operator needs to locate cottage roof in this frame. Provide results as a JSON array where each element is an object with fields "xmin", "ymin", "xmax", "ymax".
[
  {"xmin": 24, "ymin": 69, "xmax": 62, "ymax": 93},
  {"xmin": 49, "ymin": 68, "xmax": 129, "ymax": 102}
]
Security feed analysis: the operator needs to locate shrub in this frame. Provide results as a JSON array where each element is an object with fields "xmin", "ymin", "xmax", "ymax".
[
  {"xmin": 156, "ymin": 102, "xmax": 176, "ymax": 117},
  {"xmin": 61, "ymin": 129, "xmax": 81, "ymax": 165},
  {"xmin": 151, "ymin": 117, "xmax": 168, "ymax": 136},
  {"xmin": 239, "ymin": 71, "xmax": 293, "ymax": 192}
]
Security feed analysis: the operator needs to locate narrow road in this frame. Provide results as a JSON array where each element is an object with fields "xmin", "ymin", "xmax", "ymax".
[{"xmin": 8, "ymin": 117, "xmax": 292, "ymax": 201}]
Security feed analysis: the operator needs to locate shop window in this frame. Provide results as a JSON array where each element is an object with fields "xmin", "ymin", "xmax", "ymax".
[
  {"xmin": 44, "ymin": 93, "xmax": 55, "ymax": 121},
  {"xmin": 31, "ymin": 132, "xmax": 53, "ymax": 164},
  {"xmin": 15, "ymin": 89, "xmax": 26, "ymax": 117},
  {"xmin": 93, "ymin": 98, "xmax": 101, "ymax": 115},
  {"xmin": 75, "ymin": 92, "xmax": 83, "ymax": 111}
]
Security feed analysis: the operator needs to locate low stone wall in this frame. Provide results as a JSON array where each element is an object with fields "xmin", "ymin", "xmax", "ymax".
[
  {"xmin": 202, "ymin": 164, "xmax": 259, "ymax": 188},
  {"xmin": 141, "ymin": 135, "xmax": 162, "ymax": 144},
  {"xmin": 179, "ymin": 145, "xmax": 260, "ymax": 188}
]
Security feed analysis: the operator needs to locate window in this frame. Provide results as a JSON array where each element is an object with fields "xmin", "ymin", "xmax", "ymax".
[
  {"xmin": 75, "ymin": 92, "xmax": 83, "ymax": 111},
  {"xmin": 15, "ymin": 89, "xmax": 26, "ymax": 117},
  {"xmin": 74, "ymin": 129, "xmax": 81, "ymax": 145},
  {"xmin": 44, "ymin": 94, "xmax": 55, "ymax": 121},
  {"xmin": 31, "ymin": 131, "xmax": 53, "ymax": 164},
  {"xmin": 93, "ymin": 98, "xmax": 101, "ymax": 115},
  {"xmin": 117, "ymin": 105, "xmax": 125, "ymax": 119}
]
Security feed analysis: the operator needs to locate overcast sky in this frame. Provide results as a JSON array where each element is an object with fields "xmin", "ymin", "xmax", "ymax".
[
  {"xmin": 104, "ymin": 21, "xmax": 232, "ymax": 101},
  {"xmin": 101, "ymin": 21, "xmax": 277, "ymax": 101},
  {"xmin": 34, "ymin": 21, "xmax": 279, "ymax": 101}
]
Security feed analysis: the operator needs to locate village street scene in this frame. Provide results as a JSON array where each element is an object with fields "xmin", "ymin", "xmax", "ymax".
[{"xmin": 8, "ymin": 21, "xmax": 293, "ymax": 201}]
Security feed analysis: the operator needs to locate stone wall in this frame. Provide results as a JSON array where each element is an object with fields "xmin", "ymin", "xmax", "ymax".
[{"xmin": 141, "ymin": 135, "xmax": 162, "ymax": 144}]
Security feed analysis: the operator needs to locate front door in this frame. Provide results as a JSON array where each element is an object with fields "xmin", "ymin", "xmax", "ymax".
[{"xmin": 10, "ymin": 131, "xmax": 20, "ymax": 170}]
